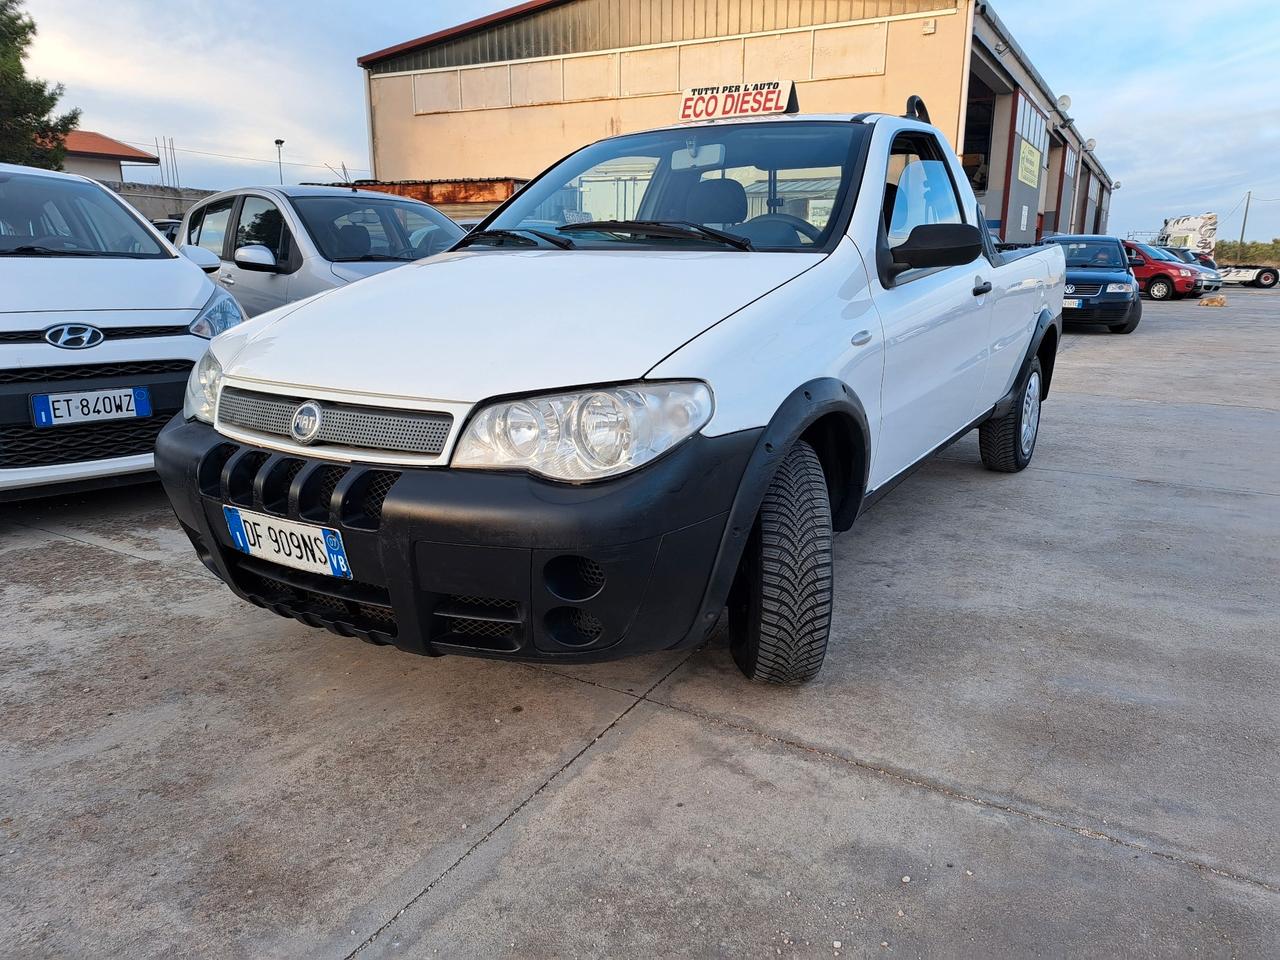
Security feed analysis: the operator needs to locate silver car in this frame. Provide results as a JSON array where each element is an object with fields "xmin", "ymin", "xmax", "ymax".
[{"xmin": 177, "ymin": 186, "xmax": 464, "ymax": 316}]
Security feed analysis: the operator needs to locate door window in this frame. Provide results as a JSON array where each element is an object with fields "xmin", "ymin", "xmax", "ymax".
[
  {"xmin": 882, "ymin": 133, "xmax": 964, "ymax": 252},
  {"xmin": 190, "ymin": 198, "xmax": 234, "ymax": 258},
  {"xmin": 234, "ymin": 195, "xmax": 289, "ymax": 262}
]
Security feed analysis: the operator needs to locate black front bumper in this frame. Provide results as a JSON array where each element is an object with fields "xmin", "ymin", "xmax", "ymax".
[
  {"xmin": 1062, "ymin": 298, "xmax": 1138, "ymax": 325},
  {"xmin": 156, "ymin": 418, "xmax": 759, "ymax": 663}
]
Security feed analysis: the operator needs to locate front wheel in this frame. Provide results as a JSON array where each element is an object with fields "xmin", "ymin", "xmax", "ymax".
[
  {"xmin": 1109, "ymin": 299, "xmax": 1142, "ymax": 334},
  {"xmin": 979, "ymin": 358, "xmax": 1042, "ymax": 473},
  {"xmin": 729, "ymin": 440, "xmax": 833, "ymax": 684},
  {"xmin": 1147, "ymin": 277, "xmax": 1174, "ymax": 301}
]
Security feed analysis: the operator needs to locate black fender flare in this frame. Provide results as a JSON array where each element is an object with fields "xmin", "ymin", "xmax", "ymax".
[
  {"xmin": 994, "ymin": 306, "xmax": 1061, "ymax": 417},
  {"xmin": 676, "ymin": 378, "xmax": 871, "ymax": 646}
]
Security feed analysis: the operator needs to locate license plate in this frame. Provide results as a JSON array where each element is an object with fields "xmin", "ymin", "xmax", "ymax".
[
  {"xmin": 1063, "ymin": 298, "xmax": 1083, "ymax": 309},
  {"xmin": 31, "ymin": 386, "xmax": 151, "ymax": 428},
  {"xmin": 222, "ymin": 506, "xmax": 352, "ymax": 579}
]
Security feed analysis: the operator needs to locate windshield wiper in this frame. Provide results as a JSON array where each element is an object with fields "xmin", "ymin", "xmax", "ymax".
[
  {"xmin": 558, "ymin": 220, "xmax": 753, "ymax": 251},
  {"xmin": 456, "ymin": 227, "xmax": 574, "ymax": 249},
  {"xmin": 0, "ymin": 245, "xmax": 100, "ymax": 257}
]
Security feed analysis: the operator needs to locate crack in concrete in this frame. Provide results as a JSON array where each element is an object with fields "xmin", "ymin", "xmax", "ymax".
[
  {"xmin": 640, "ymin": 695, "xmax": 1280, "ymax": 897},
  {"xmin": 342, "ymin": 648, "xmax": 700, "ymax": 958}
]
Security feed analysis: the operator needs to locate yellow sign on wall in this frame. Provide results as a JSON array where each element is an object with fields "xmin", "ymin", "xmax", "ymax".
[{"xmin": 1018, "ymin": 140, "xmax": 1042, "ymax": 189}]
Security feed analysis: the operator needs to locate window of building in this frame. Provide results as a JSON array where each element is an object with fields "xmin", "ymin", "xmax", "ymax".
[
  {"xmin": 1064, "ymin": 146, "xmax": 1077, "ymax": 178},
  {"xmin": 1016, "ymin": 94, "xmax": 1050, "ymax": 168}
]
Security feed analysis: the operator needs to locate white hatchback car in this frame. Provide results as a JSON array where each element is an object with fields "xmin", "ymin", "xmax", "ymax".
[
  {"xmin": 0, "ymin": 163, "xmax": 244, "ymax": 501},
  {"xmin": 178, "ymin": 186, "xmax": 463, "ymax": 317}
]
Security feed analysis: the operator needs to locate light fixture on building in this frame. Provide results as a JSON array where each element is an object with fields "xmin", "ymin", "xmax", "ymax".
[{"xmin": 994, "ymin": 40, "xmax": 1009, "ymax": 55}]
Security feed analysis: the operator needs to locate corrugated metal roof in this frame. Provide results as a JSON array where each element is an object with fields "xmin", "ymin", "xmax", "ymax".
[
  {"xmin": 360, "ymin": 0, "xmax": 956, "ymax": 73},
  {"xmin": 744, "ymin": 177, "xmax": 842, "ymax": 195}
]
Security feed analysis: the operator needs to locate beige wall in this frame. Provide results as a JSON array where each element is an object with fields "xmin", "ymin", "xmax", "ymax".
[
  {"xmin": 64, "ymin": 156, "xmax": 124, "ymax": 181},
  {"xmin": 367, "ymin": 5, "xmax": 972, "ymax": 182}
]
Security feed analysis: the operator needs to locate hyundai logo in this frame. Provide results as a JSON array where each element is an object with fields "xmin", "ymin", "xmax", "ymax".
[
  {"xmin": 290, "ymin": 401, "xmax": 323, "ymax": 444},
  {"xmin": 44, "ymin": 324, "xmax": 105, "ymax": 349},
  {"xmin": 1064, "ymin": 284, "xmax": 1075, "ymax": 295}
]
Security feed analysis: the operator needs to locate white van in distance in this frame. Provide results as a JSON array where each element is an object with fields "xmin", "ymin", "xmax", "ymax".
[{"xmin": 157, "ymin": 101, "xmax": 1065, "ymax": 683}]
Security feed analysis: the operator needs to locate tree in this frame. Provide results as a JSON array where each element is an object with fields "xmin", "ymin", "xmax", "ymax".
[{"xmin": 0, "ymin": 0, "xmax": 79, "ymax": 169}]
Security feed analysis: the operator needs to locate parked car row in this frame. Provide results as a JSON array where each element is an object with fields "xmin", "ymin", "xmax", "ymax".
[{"xmin": 1, "ymin": 164, "xmax": 462, "ymax": 501}]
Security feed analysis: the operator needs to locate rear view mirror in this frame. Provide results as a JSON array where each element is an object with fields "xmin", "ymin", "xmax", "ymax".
[
  {"xmin": 671, "ymin": 143, "xmax": 726, "ymax": 171},
  {"xmin": 891, "ymin": 223, "xmax": 982, "ymax": 274},
  {"xmin": 233, "ymin": 244, "xmax": 278, "ymax": 272},
  {"xmin": 179, "ymin": 244, "xmax": 220, "ymax": 273}
]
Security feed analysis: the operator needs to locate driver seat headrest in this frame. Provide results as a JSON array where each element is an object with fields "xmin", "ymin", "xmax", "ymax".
[{"xmin": 687, "ymin": 178, "xmax": 747, "ymax": 225}]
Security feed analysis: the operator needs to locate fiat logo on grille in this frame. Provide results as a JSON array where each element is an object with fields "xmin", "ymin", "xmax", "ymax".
[
  {"xmin": 1064, "ymin": 284, "xmax": 1076, "ymax": 295},
  {"xmin": 290, "ymin": 401, "xmax": 323, "ymax": 444},
  {"xmin": 45, "ymin": 324, "xmax": 105, "ymax": 349}
]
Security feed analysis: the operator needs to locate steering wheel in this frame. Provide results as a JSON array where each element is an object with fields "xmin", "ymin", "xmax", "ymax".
[{"xmin": 744, "ymin": 213, "xmax": 823, "ymax": 243}]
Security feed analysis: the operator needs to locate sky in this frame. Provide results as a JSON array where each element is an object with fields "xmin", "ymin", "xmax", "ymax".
[{"xmin": 22, "ymin": 0, "xmax": 1280, "ymax": 240}]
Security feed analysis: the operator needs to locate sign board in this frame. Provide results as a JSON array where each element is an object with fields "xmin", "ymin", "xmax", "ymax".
[
  {"xmin": 1017, "ymin": 140, "xmax": 1041, "ymax": 188},
  {"xmin": 679, "ymin": 80, "xmax": 795, "ymax": 121}
]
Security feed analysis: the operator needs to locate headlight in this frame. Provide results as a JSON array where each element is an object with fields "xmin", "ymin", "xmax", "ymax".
[
  {"xmin": 1178, "ymin": 268, "xmax": 1192, "ymax": 277},
  {"xmin": 183, "ymin": 350, "xmax": 223, "ymax": 423},
  {"xmin": 189, "ymin": 287, "xmax": 245, "ymax": 339},
  {"xmin": 1105, "ymin": 282, "xmax": 1133, "ymax": 293},
  {"xmin": 453, "ymin": 381, "xmax": 713, "ymax": 481}
]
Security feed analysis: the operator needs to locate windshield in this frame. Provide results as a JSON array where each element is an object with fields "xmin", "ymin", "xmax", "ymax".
[
  {"xmin": 1136, "ymin": 242, "xmax": 1181, "ymax": 263},
  {"xmin": 0, "ymin": 171, "xmax": 168, "ymax": 258},
  {"xmin": 1161, "ymin": 247, "xmax": 1196, "ymax": 264},
  {"xmin": 290, "ymin": 195, "xmax": 464, "ymax": 262},
  {"xmin": 1048, "ymin": 238, "xmax": 1125, "ymax": 268},
  {"xmin": 485, "ymin": 121, "xmax": 867, "ymax": 252}
]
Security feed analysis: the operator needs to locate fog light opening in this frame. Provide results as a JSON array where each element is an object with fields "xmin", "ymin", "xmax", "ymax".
[
  {"xmin": 544, "ymin": 606, "xmax": 604, "ymax": 647},
  {"xmin": 543, "ymin": 555, "xmax": 606, "ymax": 602}
]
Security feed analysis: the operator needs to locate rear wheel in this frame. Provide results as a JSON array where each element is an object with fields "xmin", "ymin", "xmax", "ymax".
[
  {"xmin": 979, "ymin": 358, "xmax": 1042, "ymax": 473},
  {"xmin": 1255, "ymin": 269, "xmax": 1278, "ymax": 289},
  {"xmin": 1147, "ymin": 276, "xmax": 1174, "ymax": 301},
  {"xmin": 729, "ymin": 440, "xmax": 833, "ymax": 684}
]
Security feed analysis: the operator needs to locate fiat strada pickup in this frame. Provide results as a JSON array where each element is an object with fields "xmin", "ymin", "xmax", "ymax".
[{"xmin": 157, "ymin": 101, "xmax": 1065, "ymax": 683}]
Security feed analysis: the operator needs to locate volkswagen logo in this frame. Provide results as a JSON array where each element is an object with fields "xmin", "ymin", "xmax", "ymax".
[
  {"xmin": 1064, "ymin": 284, "xmax": 1075, "ymax": 295},
  {"xmin": 44, "ymin": 324, "xmax": 105, "ymax": 349},
  {"xmin": 290, "ymin": 401, "xmax": 323, "ymax": 444}
]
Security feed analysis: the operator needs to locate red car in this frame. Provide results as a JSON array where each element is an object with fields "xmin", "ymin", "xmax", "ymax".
[{"xmin": 1123, "ymin": 240, "xmax": 1200, "ymax": 301}]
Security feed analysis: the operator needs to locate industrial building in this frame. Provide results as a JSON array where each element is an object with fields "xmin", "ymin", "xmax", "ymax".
[{"xmin": 358, "ymin": 0, "xmax": 1114, "ymax": 241}]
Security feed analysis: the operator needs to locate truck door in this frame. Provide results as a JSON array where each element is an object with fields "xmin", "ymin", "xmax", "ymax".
[{"xmin": 866, "ymin": 131, "xmax": 990, "ymax": 489}]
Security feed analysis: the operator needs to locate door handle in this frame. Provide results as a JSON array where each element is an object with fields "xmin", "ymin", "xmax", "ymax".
[
  {"xmin": 220, "ymin": 272, "xmax": 235, "ymax": 285},
  {"xmin": 973, "ymin": 279, "xmax": 992, "ymax": 297},
  {"xmin": 850, "ymin": 330, "xmax": 873, "ymax": 346}
]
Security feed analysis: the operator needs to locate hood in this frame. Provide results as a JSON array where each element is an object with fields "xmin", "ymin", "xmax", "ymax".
[
  {"xmin": 1065, "ymin": 265, "xmax": 1134, "ymax": 286},
  {"xmin": 223, "ymin": 249, "xmax": 821, "ymax": 403},
  {"xmin": 329, "ymin": 260, "xmax": 410, "ymax": 284},
  {"xmin": 0, "ymin": 256, "xmax": 212, "ymax": 313}
]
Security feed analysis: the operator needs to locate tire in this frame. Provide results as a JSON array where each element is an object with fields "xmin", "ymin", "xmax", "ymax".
[
  {"xmin": 729, "ymin": 440, "xmax": 833, "ymax": 684},
  {"xmin": 1255, "ymin": 269, "xmax": 1278, "ymax": 289},
  {"xmin": 1147, "ymin": 276, "xmax": 1174, "ymax": 301},
  {"xmin": 979, "ymin": 357, "xmax": 1042, "ymax": 473},
  {"xmin": 1109, "ymin": 299, "xmax": 1142, "ymax": 334}
]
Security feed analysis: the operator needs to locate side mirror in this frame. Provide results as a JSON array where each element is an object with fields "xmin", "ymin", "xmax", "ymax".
[
  {"xmin": 179, "ymin": 244, "xmax": 221, "ymax": 274},
  {"xmin": 233, "ymin": 244, "xmax": 278, "ymax": 272},
  {"xmin": 1127, "ymin": 256, "xmax": 1144, "ymax": 268},
  {"xmin": 891, "ymin": 223, "xmax": 982, "ymax": 275}
]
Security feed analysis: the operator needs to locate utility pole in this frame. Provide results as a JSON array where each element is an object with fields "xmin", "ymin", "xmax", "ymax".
[
  {"xmin": 1238, "ymin": 190, "xmax": 1251, "ymax": 249},
  {"xmin": 274, "ymin": 139, "xmax": 285, "ymax": 184}
]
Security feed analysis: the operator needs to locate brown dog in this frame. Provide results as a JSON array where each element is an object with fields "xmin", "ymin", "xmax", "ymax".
[{"xmin": 1199, "ymin": 295, "xmax": 1228, "ymax": 307}]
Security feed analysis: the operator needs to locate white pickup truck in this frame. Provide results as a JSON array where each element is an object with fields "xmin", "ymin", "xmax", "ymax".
[{"xmin": 157, "ymin": 101, "xmax": 1065, "ymax": 683}]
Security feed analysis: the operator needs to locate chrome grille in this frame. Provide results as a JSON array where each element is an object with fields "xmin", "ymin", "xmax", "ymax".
[
  {"xmin": 218, "ymin": 387, "xmax": 452, "ymax": 455},
  {"xmin": 1065, "ymin": 282, "xmax": 1102, "ymax": 297}
]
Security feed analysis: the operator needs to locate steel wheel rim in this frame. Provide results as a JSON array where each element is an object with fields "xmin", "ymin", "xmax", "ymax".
[
  {"xmin": 1020, "ymin": 371, "xmax": 1041, "ymax": 457},
  {"xmin": 1152, "ymin": 281, "xmax": 1169, "ymax": 299}
]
